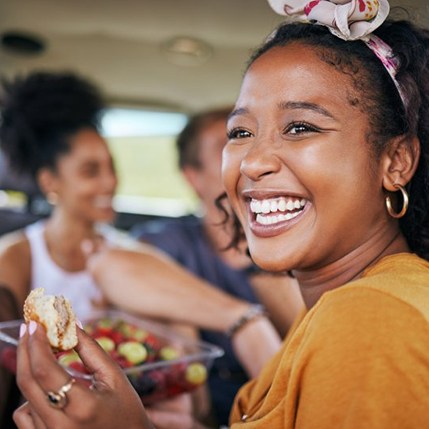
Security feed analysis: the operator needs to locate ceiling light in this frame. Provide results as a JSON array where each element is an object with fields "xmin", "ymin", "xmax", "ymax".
[{"xmin": 161, "ymin": 36, "xmax": 213, "ymax": 67}]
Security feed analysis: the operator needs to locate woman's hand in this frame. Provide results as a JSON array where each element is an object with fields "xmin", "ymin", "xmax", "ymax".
[{"xmin": 14, "ymin": 321, "xmax": 154, "ymax": 429}]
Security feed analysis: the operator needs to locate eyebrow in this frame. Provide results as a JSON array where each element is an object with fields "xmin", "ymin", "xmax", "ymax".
[
  {"xmin": 228, "ymin": 102, "xmax": 336, "ymax": 121},
  {"xmin": 278, "ymin": 101, "xmax": 335, "ymax": 119},
  {"xmin": 228, "ymin": 107, "xmax": 248, "ymax": 121}
]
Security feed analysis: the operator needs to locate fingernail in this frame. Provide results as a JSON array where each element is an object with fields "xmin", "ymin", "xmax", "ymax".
[
  {"xmin": 28, "ymin": 321, "xmax": 38, "ymax": 335},
  {"xmin": 76, "ymin": 319, "xmax": 83, "ymax": 329},
  {"xmin": 19, "ymin": 323, "xmax": 27, "ymax": 338}
]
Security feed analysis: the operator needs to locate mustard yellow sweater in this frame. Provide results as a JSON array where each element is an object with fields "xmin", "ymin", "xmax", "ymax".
[{"xmin": 230, "ymin": 253, "xmax": 429, "ymax": 428}]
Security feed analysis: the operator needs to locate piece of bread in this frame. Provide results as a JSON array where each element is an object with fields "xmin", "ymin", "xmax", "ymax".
[{"xmin": 23, "ymin": 288, "xmax": 78, "ymax": 351}]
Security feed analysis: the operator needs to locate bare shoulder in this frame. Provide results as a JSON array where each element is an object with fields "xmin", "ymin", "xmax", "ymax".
[
  {"xmin": 0, "ymin": 229, "xmax": 32, "ymax": 307},
  {"xmin": 0, "ymin": 230, "xmax": 30, "ymax": 254}
]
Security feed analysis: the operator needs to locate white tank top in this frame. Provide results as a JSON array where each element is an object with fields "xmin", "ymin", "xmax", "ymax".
[{"xmin": 25, "ymin": 221, "xmax": 105, "ymax": 320}]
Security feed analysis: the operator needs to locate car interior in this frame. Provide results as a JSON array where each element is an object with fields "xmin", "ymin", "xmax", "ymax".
[{"xmin": 0, "ymin": 0, "xmax": 428, "ymax": 235}]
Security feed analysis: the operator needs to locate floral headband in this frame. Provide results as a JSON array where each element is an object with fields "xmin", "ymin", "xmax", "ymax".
[{"xmin": 267, "ymin": 0, "xmax": 407, "ymax": 107}]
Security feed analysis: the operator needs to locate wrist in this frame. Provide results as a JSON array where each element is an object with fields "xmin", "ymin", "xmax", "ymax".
[
  {"xmin": 230, "ymin": 315, "xmax": 281, "ymax": 378},
  {"xmin": 225, "ymin": 304, "xmax": 267, "ymax": 339}
]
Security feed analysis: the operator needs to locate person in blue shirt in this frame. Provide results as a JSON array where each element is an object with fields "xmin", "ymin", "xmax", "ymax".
[{"xmin": 131, "ymin": 107, "xmax": 304, "ymax": 426}]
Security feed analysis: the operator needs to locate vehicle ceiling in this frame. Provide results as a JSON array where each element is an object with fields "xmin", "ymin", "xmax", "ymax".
[{"xmin": 1, "ymin": 0, "xmax": 429, "ymax": 113}]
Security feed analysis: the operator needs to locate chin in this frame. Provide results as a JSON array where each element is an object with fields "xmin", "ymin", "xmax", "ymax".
[{"xmin": 250, "ymin": 253, "xmax": 292, "ymax": 273}]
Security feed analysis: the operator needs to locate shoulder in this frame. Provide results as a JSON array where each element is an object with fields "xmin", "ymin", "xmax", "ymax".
[
  {"xmin": 302, "ymin": 285, "xmax": 429, "ymax": 363},
  {"xmin": 0, "ymin": 230, "xmax": 32, "ymax": 307},
  {"xmin": 0, "ymin": 229, "xmax": 30, "ymax": 257},
  {"xmin": 286, "ymin": 284, "xmax": 429, "ymax": 425}
]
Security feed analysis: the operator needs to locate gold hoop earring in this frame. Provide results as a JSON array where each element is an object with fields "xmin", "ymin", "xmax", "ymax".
[{"xmin": 385, "ymin": 183, "xmax": 409, "ymax": 219}]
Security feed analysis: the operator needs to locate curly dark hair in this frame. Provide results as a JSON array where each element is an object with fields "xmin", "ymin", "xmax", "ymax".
[
  {"xmin": 0, "ymin": 71, "xmax": 105, "ymax": 179},
  {"xmin": 218, "ymin": 19, "xmax": 429, "ymax": 261}
]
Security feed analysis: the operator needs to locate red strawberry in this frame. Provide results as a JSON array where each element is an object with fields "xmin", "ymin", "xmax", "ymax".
[
  {"xmin": 0, "ymin": 346, "xmax": 17, "ymax": 374},
  {"xmin": 69, "ymin": 361, "xmax": 89, "ymax": 374}
]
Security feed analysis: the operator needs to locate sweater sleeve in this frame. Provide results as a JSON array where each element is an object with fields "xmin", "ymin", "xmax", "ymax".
[{"xmin": 294, "ymin": 287, "xmax": 429, "ymax": 429}]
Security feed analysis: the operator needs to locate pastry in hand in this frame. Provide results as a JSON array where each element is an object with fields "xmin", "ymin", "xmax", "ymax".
[{"xmin": 23, "ymin": 288, "xmax": 78, "ymax": 351}]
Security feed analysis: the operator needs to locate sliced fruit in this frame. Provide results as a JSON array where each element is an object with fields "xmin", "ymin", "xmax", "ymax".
[
  {"xmin": 0, "ymin": 347, "xmax": 17, "ymax": 374},
  {"xmin": 118, "ymin": 341, "xmax": 148, "ymax": 365},
  {"xmin": 159, "ymin": 346, "xmax": 180, "ymax": 361},
  {"xmin": 69, "ymin": 361, "xmax": 89, "ymax": 374},
  {"xmin": 97, "ymin": 318, "xmax": 115, "ymax": 329},
  {"xmin": 143, "ymin": 333, "xmax": 162, "ymax": 352},
  {"xmin": 57, "ymin": 350, "xmax": 82, "ymax": 366},
  {"xmin": 185, "ymin": 363, "xmax": 207, "ymax": 385},
  {"xmin": 95, "ymin": 336, "xmax": 115, "ymax": 352},
  {"xmin": 132, "ymin": 328, "xmax": 148, "ymax": 342}
]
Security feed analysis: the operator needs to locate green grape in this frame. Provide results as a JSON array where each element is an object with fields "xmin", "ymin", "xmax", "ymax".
[
  {"xmin": 118, "ymin": 341, "xmax": 148, "ymax": 365},
  {"xmin": 96, "ymin": 336, "xmax": 115, "ymax": 352},
  {"xmin": 159, "ymin": 346, "xmax": 180, "ymax": 361},
  {"xmin": 57, "ymin": 351, "xmax": 81, "ymax": 366},
  {"xmin": 185, "ymin": 362, "xmax": 207, "ymax": 385}
]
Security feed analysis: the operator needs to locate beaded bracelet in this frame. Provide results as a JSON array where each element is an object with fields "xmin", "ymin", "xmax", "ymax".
[{"xmin": 226, "ymin": 304, "xmax": 266, "ymax": 339}]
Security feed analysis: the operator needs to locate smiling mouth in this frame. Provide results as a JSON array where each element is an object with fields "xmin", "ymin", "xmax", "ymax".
[
  {"xmin": 250, "ymin": 197, "xmax": 307, "ymax": 225},
  {"xmin": 93, "ymin": 196, "xmax": 113, "ymax": 209}
]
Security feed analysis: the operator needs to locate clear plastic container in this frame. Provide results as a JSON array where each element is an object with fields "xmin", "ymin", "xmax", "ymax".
[{"xmin": 0, "ymin": 309, "xmax": 224, "ymax": 404}]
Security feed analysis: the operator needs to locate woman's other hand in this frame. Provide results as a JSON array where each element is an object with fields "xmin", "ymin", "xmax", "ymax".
[{"xmin": 14, "ymin": 322, "xmax": 153, "ymax": 429}]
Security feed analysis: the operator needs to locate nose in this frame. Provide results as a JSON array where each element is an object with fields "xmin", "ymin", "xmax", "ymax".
[{"xmin": 240, "ymin": 139, "xmax": 282, "ymax": 181}]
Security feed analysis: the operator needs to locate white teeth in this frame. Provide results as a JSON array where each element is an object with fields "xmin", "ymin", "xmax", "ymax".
[
  {"xmin": 251, "ymin": 196, "xmax": 307, "ymax": 226},
  {"xmin": 261, "ymin": 200, "xmax": 271, "ymax": 214},
  {"xmin": 250, "ymin": 197, "xmax": 307, "ymax": 214},
  {"xmin": 256, "ymin": 210, "xmax": 301, "ymax": 225},
  {"xmin": 286, "ymin": 200, "xmax": 295, "ymax": 211},
  {"xmin": 270, "ymin": 200, "xmax": 278, "ymax": 212}
]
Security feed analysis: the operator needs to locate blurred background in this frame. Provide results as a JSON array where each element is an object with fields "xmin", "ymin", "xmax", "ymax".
[{"xmin": 0, "ymin": 0, "xmax": 428, "ymax": 231}]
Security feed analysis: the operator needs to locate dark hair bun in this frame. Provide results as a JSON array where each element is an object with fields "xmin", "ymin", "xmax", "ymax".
[{"xmin": 0, "ymin": 71, "xmax": 105, "ymax": 177}]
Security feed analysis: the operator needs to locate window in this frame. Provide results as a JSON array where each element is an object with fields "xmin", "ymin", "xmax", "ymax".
[{"xmin": 101, "ymin": 107, "xmax": 198, "ymax": 217}]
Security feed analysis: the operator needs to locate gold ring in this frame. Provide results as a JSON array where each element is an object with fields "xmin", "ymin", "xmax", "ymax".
[{"xmin": 46, "ymin": 378, "xmax": 76, "ymax": 409}]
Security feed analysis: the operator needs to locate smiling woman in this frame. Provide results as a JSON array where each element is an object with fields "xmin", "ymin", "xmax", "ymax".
[
  {"xmin": 0, "ymin": 71, "xmax": 121, "ymax": 319},
  {"xmin": 7, "ymin": 0, "xmax": 429, "ymax": 428}
]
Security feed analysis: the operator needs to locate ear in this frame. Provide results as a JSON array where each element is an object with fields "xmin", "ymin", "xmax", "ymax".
[
  {"xmin": 37, "ymin": 167, "xmax": 58, "ymax": 196},
  {"xmin": 182, "ymin": 166, "xmax": 203, "ymax": 199},
  {"xmin": 381, "ymin": 135, "xmax": 420, "ymax": 191}
]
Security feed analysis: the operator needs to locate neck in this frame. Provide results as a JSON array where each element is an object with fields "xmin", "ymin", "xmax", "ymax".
[
  {"xmin": 46, "ymin": 208, "xmax": 96, "ymax": 242},
  {"xmin": 43, "ymin": 208, "xmax": 100, "ymax": 271},
  {"xmin": 294, "ymin": 228, "xmax": 409, "ymax": 309}
]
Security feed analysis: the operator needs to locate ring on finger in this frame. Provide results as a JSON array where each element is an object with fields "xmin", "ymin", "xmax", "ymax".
[{"xmin": 46, "ymin": 378, "xmax": 76, "ymax": 409}]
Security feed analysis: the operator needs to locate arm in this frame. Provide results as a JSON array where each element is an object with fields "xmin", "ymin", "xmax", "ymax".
[
  {"xmin": 0, "ymin": 232, "xmax": 31, "ymax": 427},
  {"xmin": 87, "ymin": 248, "xmax": 281, "ymax": 378},
  {"xmin": 0, "ymin": 231, "xmax": 32, "ymax": 314},
  {"xmin": 0, "ymin": 285, "xmax": 21, "ymax": 426}
]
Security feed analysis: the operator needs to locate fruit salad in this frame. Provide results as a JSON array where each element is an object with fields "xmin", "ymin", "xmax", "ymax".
[
  {"xmin": 0, "ymin": 312, "xmax": 222, "ymax": 404},
  {"xmin": 57, "ymin": 317, "xmax": 212, "ymax": 403}
]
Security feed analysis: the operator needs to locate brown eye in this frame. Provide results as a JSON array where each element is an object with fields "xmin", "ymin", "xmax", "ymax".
[
  {"xmin": 227, "ymin": 128, "xmax": 253, "ymax": 139},
  {"xmin": 285, "ymin": 122, "xmax": 319, "ymax": 135}
]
